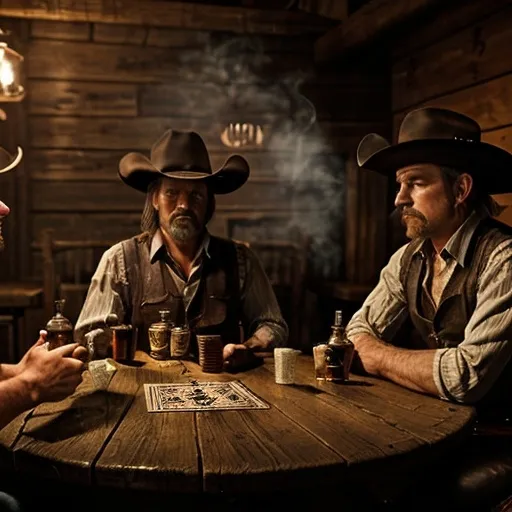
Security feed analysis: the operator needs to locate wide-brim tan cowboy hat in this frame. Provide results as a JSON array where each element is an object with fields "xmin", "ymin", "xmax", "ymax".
[
  {"xmin": 0, "ymin": 146, "xmax": 22, "ymax": 174},
  {"xmin": 119, "ymin": 129, "xmax": 249, "ymax": 194},
  {"xmin": 357, "ymin": 107, "xmax": 512, "ymax": 194}
]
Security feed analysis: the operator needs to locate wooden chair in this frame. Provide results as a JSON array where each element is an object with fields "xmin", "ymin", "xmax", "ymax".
[
  {"xmin": 238, "ymin": 236, "xmax": 311, "ymax": 350},
  {"xmin": 32, "ymin": 229, "xmax": 116, "ymax": 324}
]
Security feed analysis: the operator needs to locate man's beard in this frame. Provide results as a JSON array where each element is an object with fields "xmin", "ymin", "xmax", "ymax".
[
  {"xmin": 399, "ymin": 207, "xmax": 429, "ymax": 240},
  {"xmin": 165, "ymin": 209, "xmax": 202, "ymax": 242}
]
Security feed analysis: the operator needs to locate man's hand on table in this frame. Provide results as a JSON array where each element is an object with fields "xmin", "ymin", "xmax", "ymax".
[{"xmin": 223, "ymin": 342, "xmax": 264, "ymax": 372}]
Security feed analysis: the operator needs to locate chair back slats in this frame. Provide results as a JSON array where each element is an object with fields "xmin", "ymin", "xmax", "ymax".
[
  {"xmin": 33, "ymin": 229, "xmax": 115, "ymax": 322},
  {"xmin": 239, "ymin": 236, "xmax": 310, "ymax": 349}
]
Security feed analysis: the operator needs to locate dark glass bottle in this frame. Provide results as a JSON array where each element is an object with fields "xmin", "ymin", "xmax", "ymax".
[
  {"xmin": 45, "ymin": 299, "xmax": 74, "ymax": 350},
  {"xmin": 325, "ymin": 310, "xmax": 354, "ymax": 382}
]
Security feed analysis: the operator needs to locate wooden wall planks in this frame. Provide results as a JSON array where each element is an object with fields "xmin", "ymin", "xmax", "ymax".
[
  {"xmin": 391, "ymin": 1, "xmax": 512, "ymax": 226},
  {"xmin": 11, "ymin": 15, "xmax": 390, "ymax": 292}
]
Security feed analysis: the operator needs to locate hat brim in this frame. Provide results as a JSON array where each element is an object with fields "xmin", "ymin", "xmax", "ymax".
[
  {"xmin": 119, "ymin": 152, "xmax": 249, "ymax": 194},
  {"xmin": 357, "ymin": 135, "xmax": 512, "ymax": 194},
  {"xmin": 0, "ymin": 146, "xmax": 23, "ymax": 174}
]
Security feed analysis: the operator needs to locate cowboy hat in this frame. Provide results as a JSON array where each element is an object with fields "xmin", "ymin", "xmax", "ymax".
[
  {"xmin": 0, "ymin": 146, "xmax": 22, "ymax": 174},
  {"xmin": 357, "ymin": 107, "xmax": 512, "ymax": 194},
  {"xmin": 119, "ymin": 129, "xmax": 249, "ymax": 194}
]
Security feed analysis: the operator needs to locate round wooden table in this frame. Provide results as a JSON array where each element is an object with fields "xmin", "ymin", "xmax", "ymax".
[{"xmin": 0, "ymin": 352, "xmax": 475, "ymax": 507}]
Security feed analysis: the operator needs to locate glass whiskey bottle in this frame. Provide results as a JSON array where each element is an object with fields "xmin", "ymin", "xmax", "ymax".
[
  {"xmin": 325, "ymin": 310, "xmax": 355, "ymax": 382},
  {"xmin": 45, "ymin": 299, "xmax": 74, "ymax": 350}
]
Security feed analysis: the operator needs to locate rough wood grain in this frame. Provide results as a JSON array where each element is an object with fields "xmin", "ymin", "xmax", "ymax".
[
  {"xmin": 13, "ymin": 370, "xmax": 137, "ymax": 484},
  {"xmin": 92, "ymin": 23, "xmax": 147, "ymax": 45},
  {"xmin": 139, "ymin": 82, "xmax": 389, "ymax": 122},
  {"xmin": 0, "ymin": 0, "xmax": 334, "ymax": 35},
  {"xmin": 241, "ymin": 367, "xmax": 421, "ymax": 462},
  {"xmin": 30, "ymin": 19, "xmax": 91, "ymax": 41},
  {"xmin": 0, "ymin": 355, "xmax": 475, "ymax": 497},
  {"xmin": 292, "ymin": 358, "xmax": 476, "ymax": 438},
  {"xmin": 28, "ymin": 116, "xmax": 374, "ymax": 153},
  {"xmin": 31, "ymin": 179, "xmax": 327, "ymax": 212},
  {"xmin": 28, "ymin": 80, "xmax": 138, "ymax": 117},
  {"xmin": 197, "ymin": 407, "xmax": 342, "ymax": 493},
  {"xmin": 315, "ymin": 0, "xmax": 446, "ymax": 63},
  {"xmin": 30, "ymin": 148, "xmax": 339, "ymax": 181},
  {"xmin": 30, "ymin": 149, "xmax": 129, "ymax": 181},
  {"xmin": 145, "ymin": 27, "xmax": 211, "ymax": 48},
  {"xmin": 26, "ymin": 39, "xmax": 315, "ymax": 83},
  {"xmin": 392, "ymin": 0, "xmax": 510, "ymax": 60},
  {"xmin": 94, "ymin": 363, "xmax": 201, "ymax": 492},
  {"xmin": 0, "ymin": 411, "xmax": 32, "ymax": 471},
  {"xmin": 31, "ymin": 212, "xmax": 141, "ymax": 242},
  {"xmin": 393, "ymin": 73, "xmax": 512, "ymax": 134},
  {"xmin": 392, "ymin": 6, "xmax": 512, "ymax": 111}
]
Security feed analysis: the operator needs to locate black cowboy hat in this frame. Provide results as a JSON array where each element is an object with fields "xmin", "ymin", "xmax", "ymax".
[
  {"xmin": 119, "ymin": 129, "xmax": 249, "ymax": 194},
  {"xmin": 357, "ymin": 107, "xmax": 512, "ymax": 194}
]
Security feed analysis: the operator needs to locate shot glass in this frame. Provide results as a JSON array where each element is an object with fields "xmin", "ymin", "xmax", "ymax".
[
  {"xmin": 274, "ymin": 348, "xmax": 300, "ymax": 385},
  {"xmin": 197, "ymin": 334, "xmax": 224, "ymax": 373},
  {"xmin": 111, "ymin": 325, "xmax": 136, "ymax": 362}
]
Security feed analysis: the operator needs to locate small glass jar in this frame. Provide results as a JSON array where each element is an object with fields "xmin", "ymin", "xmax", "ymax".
[{"xmin": 45, "ymin": 299, "xmax": 73, "ymax": 350}]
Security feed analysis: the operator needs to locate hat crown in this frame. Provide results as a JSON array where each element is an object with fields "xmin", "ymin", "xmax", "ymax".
[
  {"xmin": 399, "ymin": 107, "xmax": 481, "ymax": 144},
  {"xmin": 150, "ymin": 129, "xmax": 212, "ymax": 173}
]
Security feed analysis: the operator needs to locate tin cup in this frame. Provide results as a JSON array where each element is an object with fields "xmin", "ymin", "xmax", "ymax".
[
  {"xmin": 170, "ymin": 326, "xmax": 190, "ymax": 358},
  {"xmin": 111, "ymin": 324, "xmax": 136, "ymax": 362},
  {"xmin": 148, "ymin": 324, "xmax": 171, "ymax": 360},
  {"xmin": 197, "ymin": 334, "xmax": 224, "ymax": 373}
]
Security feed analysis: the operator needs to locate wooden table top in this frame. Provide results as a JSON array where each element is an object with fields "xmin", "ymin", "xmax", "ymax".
[{"xmin": 0, "ymin": 352, "xmax": 476, "ymax": 501}]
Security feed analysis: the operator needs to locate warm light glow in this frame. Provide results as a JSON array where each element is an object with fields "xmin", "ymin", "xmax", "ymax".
[
  {"xmin": 220, "ymin": 122, "xmax": 264, "ymax": 148},
  {"xmin": 0, "ymin": 60, "xmax": 14, "ymax": 87},
  {"xmin": 0, "ymin": 40, "xmax": 24, "ymax": 101}
]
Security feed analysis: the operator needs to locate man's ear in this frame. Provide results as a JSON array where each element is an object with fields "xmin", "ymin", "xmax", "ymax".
[
  {"xmin": 151, "ymin": 186, "xmax": 159, "ymax": 210},
  {"xmin": 454, "ymin": 173, "xmax": 473, "ymax": 206}
]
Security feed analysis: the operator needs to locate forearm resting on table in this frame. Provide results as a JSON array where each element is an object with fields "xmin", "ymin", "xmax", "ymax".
[
  {"xmin": 0, "ymin": 378, "xmax": 35, "ymax": 429},
  {"xmin": 244, "ymin": 325, "xmax": 282, "ymax": 351},
  {"xmin": 353, "ymin": 333, "xmax": 438, "ymax": 396}
]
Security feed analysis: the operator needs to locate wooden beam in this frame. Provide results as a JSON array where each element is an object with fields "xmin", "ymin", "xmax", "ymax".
[
  {"xmin": 0, "ymin": 0, "xmax": 334, "ymax": 35},
  {"xmin": 297, "ymin": 0, "xmax": 348, "ymax": 20},
  {"xmin": 314, "ymin": 0, "xmax": 447, "ymax": 63}
]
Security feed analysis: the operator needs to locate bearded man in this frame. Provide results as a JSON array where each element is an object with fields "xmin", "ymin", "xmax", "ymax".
[
  {"xmin": 75, "ymin": 129, "xmax": 288, "ymax": 369},
  {"xmin": 346, "ymin": 107, "xmax": 512, "ymax": 510}
]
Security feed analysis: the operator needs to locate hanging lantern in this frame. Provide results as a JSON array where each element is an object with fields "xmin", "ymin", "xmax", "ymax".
[{"xmin": 0, "ymin": 35, "xmax": 25, "ymax": 102}]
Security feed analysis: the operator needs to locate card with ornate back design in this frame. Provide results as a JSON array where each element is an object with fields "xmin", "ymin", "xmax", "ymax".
[{"xmin": 143, "ymin": 380, "xmax": 270, "ymax": 412}]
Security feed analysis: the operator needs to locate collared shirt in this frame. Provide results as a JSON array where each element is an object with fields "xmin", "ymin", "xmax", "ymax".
[
  {"xmin": 346, "ymin": 208, "xmax": 512, "ymax": 404},
  {"xmin": 75, "ymin": 230, "xmax": 288, "ymax": 353}
]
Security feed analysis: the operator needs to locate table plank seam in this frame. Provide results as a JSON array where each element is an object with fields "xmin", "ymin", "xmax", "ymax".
[
  {"xmin": 262, "ymin": 366, "xmax": 448, "ymax": 447},
  {"xmin": 89, "ymin": 383, "xmax": 141, "ymax": 487},
  {"xmin": 192, "ymin": 412, "xmax": 206, "ymax": 492}
]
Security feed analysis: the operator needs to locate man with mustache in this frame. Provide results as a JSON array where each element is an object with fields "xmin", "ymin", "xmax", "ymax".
[
  {"xmin": 75, "ymin": 130, "xmax": 287, "ymax": 369},
  {"xmin": 0, "ymin": 146, "xmax": 87, "ymax": 511},
  {"xmin": 346, "ymin": 107, "xmax": 512, "ymax": 510}
]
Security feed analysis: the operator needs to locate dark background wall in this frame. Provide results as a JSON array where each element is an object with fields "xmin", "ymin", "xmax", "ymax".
[{"xmin": 0, "ymin": 10, "xmax": 390, "ymax": 347}]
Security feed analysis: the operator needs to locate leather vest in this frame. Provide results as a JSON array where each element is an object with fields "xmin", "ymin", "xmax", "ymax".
[
  {"xmin": 399, "ymin": 218, "xmax": 512, "ymax": 419},
  {"xmin": 121, "ymin": 234, "xmax": 243, "ymax": 358}
]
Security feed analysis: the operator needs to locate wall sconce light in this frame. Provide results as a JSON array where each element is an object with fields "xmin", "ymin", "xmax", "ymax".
[{"xmin": 220, "ymin": 122, "xmax": 265, "ymax": 148}]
